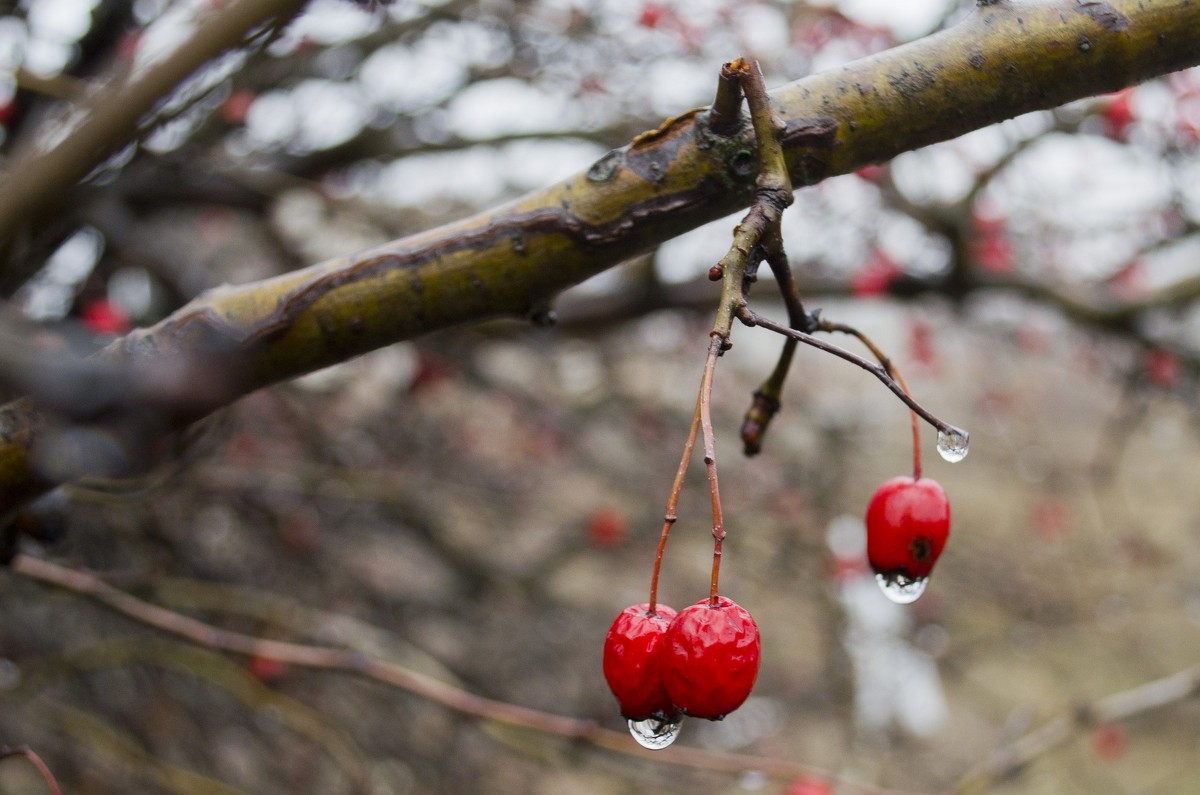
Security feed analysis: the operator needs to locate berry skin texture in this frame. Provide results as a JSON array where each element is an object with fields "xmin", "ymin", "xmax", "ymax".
[
  {"xmin": 602, "ymin": 603, "xmax": 678, "ymax": 720},
  {"xmin": 662, "ymin": 596, "xmax": 761, "ymax": 720},
  {"xmin": 866, "ymin": 476, "xmax": 951, "ymax": 580}
]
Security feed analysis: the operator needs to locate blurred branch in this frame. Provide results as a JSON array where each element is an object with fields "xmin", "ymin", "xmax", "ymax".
[
  {"xmin": 190, "ymin": 460, "xmax": 507, "ymax": 594},
  {"xmin": 14, "ymin": 68, "xmax": 87, "ymax": 102},
  {"xmin": 37, "ymin": 699, "xmax": 250, "ymax": 795},
  {"xmin": 10, "ymin": 553, "xmax": 915, "ymax": 795},
  {"xmin": 953, "ymin": 663, "xmax": 1200, "ymax": 794},
  {"xmin": 279, "ymin": 124, "xmax": 646, "ymax": 181},
  {"xmin": 24, "ymin": 636, "xmax": 368, "ymax": 790},
  {"xmin": 0, "ymin": 0, "xmax": 310, "ymax": 294},
  {"xmin": 1, "ymin": 0, "xmax": 1200, "ymax": 518},
  {"xmin": 738, "ymin": 307, "xmax": 968, "ymax": 443}
]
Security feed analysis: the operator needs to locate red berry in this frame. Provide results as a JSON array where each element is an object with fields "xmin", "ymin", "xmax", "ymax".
[
  {"xmin": 1143, "ymin": 347, "xmax": 1181, "ymax": 388},
  {"xmin": 1093, "ymin": 721, "xmax": 1128, "ymax": 760},
  {"xmin": 785, "ymin": 777, "xmax": 834, "ymax": 795},
  {"xmin": 866, "ymin": 476, "xmax": 950, "ymax": 581},
  {"xmin": 219, "ymin": 90, "xmax": 257, "ymax": 125},
  {"xmin": 1101, "ymin": 89, "xmax": 1136, "ymax": 140},
  {"xmin": 638, "ymin": 2, "xmax": 671, "ymax": 29},
  {"xmin": 586, "ymin": 507, "xmax": 628, "ymax": 548},
  {"xmin": 602, "ymin": 603, "xmax": 678, "ymax": 720},
  {"xmin": 850, "ymin": 251, "xmax": 902, "ymax": 297},
  {"xmin": 662, "ymin": 596, "xmax": 760, "ymax": 720},
  {"xmin": 80, "ymin": 298, "xmax": 131, "ymax": 335},
  {"xmin": 246, "ymin": 654, "xmax": 288, "ymax": 683}
]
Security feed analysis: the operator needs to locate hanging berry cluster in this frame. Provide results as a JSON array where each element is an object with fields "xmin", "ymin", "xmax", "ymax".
[
  {"xmin": 602, "ymin": 597, "xmax": 760, "ymax": 748},
  {"xmin": 600, "ymin": 59, "xmax": 970, "ymax": 749}
]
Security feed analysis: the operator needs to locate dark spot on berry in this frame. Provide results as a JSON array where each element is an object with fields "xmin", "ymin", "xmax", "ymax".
[{"xmin": 910, "ymin": 536, "xmax": 933, "ymax": 562}]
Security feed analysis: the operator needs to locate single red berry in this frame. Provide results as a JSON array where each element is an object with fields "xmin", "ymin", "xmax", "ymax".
[
  {"xmin": 662, "ymin": 596, "xmax": 760, "ymax": 720},
  {"xmin": 586, "ymin": 507, "xmax": 628, "ymax": 548},
  {"xmin": 80, "ymin": 298, "xmax": 131, "ymax": 335},
  {"xmin": 785, "ymin": 777, "xmax": 834, "ymax": 795},
  {"xmin": 219, "ymin": 89, "xmax": 257, "ymax": 125},
  {"xmin": 602, "ymin": 603, "xmax": 678, "ymax": 720},
  {"xmin": 1093, "ymin": 721, "xmax": 1128, "ymax": 761},
  {"xmin": 246, "ymin": 654, "xmax": 288, "ymax": 683},
  {"xmin": 1031, "ymin": 498, "xmax": 1072, "ymax": 541},
  {"xmin": 1101, "ymin": 89, "xmax": 1136, "ymax": 140},
  {"xmin": 850, "ymin": 251, "xmax": 902, "ymax": 297},
  {"xmin": 638, "ymin": 2, "xmax": 671, "ymax": 29},
  {"xmin": 853, "ymin": 164, "xmax": 884, "ymax": 183},
  {"xmin": 865, "ymin": 476, "xmax": 951, "ymax": 581},
  {"xmin": 1143, "ymin": 347, "xmax": 1181, "ymax": 388},
  {"xmin": 0, "ymin": 99, "xmax": 16, "ymax": 127}
]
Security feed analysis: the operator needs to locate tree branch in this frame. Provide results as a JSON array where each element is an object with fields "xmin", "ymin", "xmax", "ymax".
[
  {"xmin": 1, "ymin": 0, "xmax": 1198, "ymax": 518},
  {"xmin": 11, "ymin": 553, "xmax": 909, "ymax": 794},
  {"xmin": 0, "ymin": 0, "xmax": 310, "ymax": 294},
  {"xmin": 953, "ymin": 663, "xmax": 1200, "ymax": 793}
]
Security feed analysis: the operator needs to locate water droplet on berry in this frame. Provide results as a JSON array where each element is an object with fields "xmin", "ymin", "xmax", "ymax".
[
  {"xmin": 875, "ymin": 572, "xmax": 928, "ymax": 604},
  {"xmin": 936, "ymin": 429, "xmax": 970, "ymax": 463},
  {"xmin": 627, "ymin": 715, "xmax": 683, "ymax": 749}
]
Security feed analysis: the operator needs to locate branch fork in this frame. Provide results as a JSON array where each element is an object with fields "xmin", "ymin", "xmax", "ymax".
[{"xmin": 649, "ymin": 56, "xmax": 970, "ymax": 613}]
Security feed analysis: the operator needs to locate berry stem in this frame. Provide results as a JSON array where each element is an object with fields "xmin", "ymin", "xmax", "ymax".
[
  {"xmin": 648, "ymin": 384, "xmax": 704, "ymax": 614},
  {"xmin": 815, "ymin": 320, "xmax": 922, "ymax": 480},
  {"xmin": 737, "ymin": 307, "xmax": 968, "ymax": 447},
  {"xmin": 699, "ymin": 335, "xmax": 727, "ymax": 606},
  {"xmin": 899, "ymin": 370, "xmax": 921, "ymax": 480},
  {"xmin": 651, "ymin": 59, "xmax": 791, "ymax": 611}
]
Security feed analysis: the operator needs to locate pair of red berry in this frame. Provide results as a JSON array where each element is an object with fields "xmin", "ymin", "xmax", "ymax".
[
  {"xmin": 602, "ymin": 595, "xmax": 760, "ymax": 727},
  {"xmin": 865, "ymin": 475, "xmax": 951, "ymax": 601}
]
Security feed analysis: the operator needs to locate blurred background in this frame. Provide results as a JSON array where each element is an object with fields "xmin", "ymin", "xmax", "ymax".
[{"xmin": 1, "ymin": 0, "xmax": 1199, "ymax": 792}]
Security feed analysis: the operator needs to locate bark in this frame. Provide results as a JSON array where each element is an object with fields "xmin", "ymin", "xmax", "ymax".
[{"xmin": 1, "ymin": 0, "xmax": 1199, "ymax": 519}]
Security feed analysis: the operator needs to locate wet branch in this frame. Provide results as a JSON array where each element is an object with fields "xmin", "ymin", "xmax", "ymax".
[
  {"xmin": 0, "ymin": 0, "xmax": 1197, "ymax": 520},
  {"xmin": 738, "ymin": 306, "xmax": 968, "ymax": 444}
]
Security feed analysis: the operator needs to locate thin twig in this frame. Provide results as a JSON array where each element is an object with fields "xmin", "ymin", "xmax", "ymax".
[
  {"xmin": 648, "ymin": 386, "xmax": 703, "ymax": 613},
  {"xmin": 10, "ymin": 553, "xmax": 915, "ymax": 794},
  {"xmin": 953, "ymin": 663, "xmax": 1200, "ymax": 794},
  {"xmin": 740, "ymin": 340, "xmax": 794, "ymax": 456},
  {"xmin": 697, "ymin": 58, "xmax": 794, "ymax": 597},
  {"xmin": 739, "ymin": 307, "xmax": 968, "ymax": 444},
  {"xmin": 727, "ymin": 60, "xmax": 800, "ymax": 456},
  {"xmin": 816, "ymin": 318, "xmax": 924, "ymax": 479},
  {"xmin": 698, "ymin": 336, "xmax": 727, "ymax": 603}
]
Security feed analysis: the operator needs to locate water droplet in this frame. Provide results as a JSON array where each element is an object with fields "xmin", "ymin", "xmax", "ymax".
[
  {"xmin": 628, "ymin": 715, "xmax": 683, "ymax": 750},
  {"xmin": 936, "ymin": 428, "xmax": 970, "ymax": 463},
  {"xmin": 875, "ymin": 572, "xmax": 929, "ymax": 604}
]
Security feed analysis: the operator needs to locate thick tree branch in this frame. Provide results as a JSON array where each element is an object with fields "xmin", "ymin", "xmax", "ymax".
[{"xmin": 1, "ymin": 0, "xmax": 1199, "ymax": 519}]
